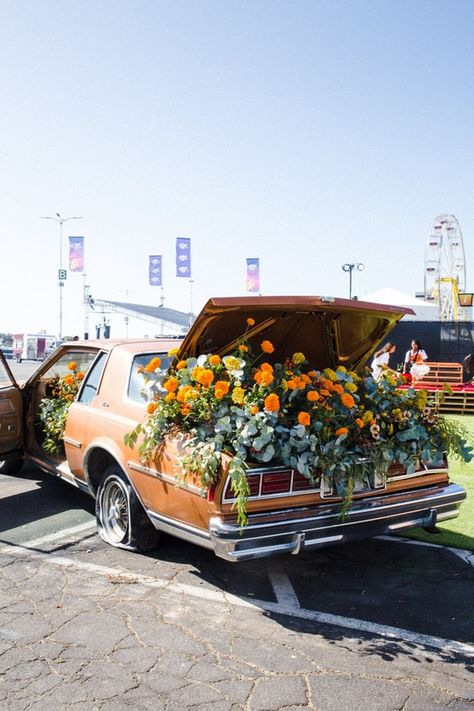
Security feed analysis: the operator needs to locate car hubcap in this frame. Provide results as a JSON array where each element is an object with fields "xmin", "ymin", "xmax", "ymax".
[{"xmin": 102, "ymin": 479, "xmax": 128, "ymax": 544}]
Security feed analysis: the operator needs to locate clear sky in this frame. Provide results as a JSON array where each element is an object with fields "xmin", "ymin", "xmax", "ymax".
[{"xmin": 1, "ymin": 0, "xmax": 473, "ymax": 339}]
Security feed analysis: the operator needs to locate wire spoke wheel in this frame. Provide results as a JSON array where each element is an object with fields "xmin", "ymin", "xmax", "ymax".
[{"xmin": 102, "ymin": 478, "xmax": 129, "ymax": 544}]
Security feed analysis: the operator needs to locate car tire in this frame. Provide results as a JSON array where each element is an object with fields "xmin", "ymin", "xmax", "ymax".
[
  {"xmin": 0, "ymin": 457, "xmax": 24, "ymax": 475},
  {"xmin": 95, "ymin": 464, "xmax": 160, "ymax": 552}
]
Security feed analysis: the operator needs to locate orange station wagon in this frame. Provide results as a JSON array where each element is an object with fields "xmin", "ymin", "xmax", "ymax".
[{"xmin": 0, "ymin": 296, "xmax": 466, "ymax": 562}]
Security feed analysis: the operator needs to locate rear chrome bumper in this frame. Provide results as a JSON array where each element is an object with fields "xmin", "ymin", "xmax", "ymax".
[{"xmin": 209, "ymin": 483, "xmax": 466, "ymax": 562}]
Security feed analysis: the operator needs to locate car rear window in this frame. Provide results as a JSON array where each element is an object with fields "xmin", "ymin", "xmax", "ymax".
[{"xmin": 127, "ymin": 353, "xmax": 172, "ymax": 403}]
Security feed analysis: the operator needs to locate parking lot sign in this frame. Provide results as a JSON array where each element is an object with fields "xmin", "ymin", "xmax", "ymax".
[{"xmin": 58, "ymin": 269, "xmax": 67, "ymax": 280}]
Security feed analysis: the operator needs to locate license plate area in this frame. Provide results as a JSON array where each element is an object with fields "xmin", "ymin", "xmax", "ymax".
[{"xmin": 320, "ymin": 459, "xmax": 386, "ymax": 498}]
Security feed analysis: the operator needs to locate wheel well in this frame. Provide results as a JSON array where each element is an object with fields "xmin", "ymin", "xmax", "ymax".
[{"xmin": 86, "ymin": 448, "xmax": 123, "ymax": 495}]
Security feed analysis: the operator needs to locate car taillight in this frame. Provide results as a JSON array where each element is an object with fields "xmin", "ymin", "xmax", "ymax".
[
  {"xmin": 261, "ymin": 470, "xmax": 292, "ymax": 495},
  {"xmin": 222, "ymin": 467, "xmax": 315, "ymax": 502}
]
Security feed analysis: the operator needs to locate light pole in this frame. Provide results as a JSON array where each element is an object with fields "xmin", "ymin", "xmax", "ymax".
[
  {"xmin": 40, "ymin": 213, "xmax": 83, "ymax": 341},
  {"xmin": 342, "ymin": 262, "xmax": 364, "ymax": 299}
]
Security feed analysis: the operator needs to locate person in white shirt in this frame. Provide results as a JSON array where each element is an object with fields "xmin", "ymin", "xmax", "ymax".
[
  {"xmin": 371, "ymin": 342, "xmax": 397, "ymax": 381},
  {"xmin": 403, "ymin": 339, "xmax": 430, "ymax": 383}
]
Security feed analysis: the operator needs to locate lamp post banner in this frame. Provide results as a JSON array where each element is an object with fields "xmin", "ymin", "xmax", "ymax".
[
  {"xmin": 149, "ymin": 255, "xmax": 162, "ymax": 286},
  {"xmin": 68, "ymin": 236, "xmax": 84, "ymax": 272},
  {"xmin": 176, "ymin": 238, "xmax": 191, "ymax": 277},
  {"xmin": 246, "ymin": 257, "xmax": 260, "ymax": 292}
]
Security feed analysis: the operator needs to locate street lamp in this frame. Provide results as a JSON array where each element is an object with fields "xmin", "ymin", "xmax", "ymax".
[
  {"xmin": 342, "ymin": 262, "xmax": 365, "ymax": 299},
  {"xmin": 40, "ymin": 213, "xmax": 83, "ymax": 341}
]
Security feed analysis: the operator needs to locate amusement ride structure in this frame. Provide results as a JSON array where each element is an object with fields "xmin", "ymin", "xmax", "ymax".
[{"xmin": 424, "ymin": 214, "xmax": 469, "ymax": 321}]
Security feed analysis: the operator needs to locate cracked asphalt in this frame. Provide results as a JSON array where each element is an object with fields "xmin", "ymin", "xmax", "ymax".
[{"xmin": 1, "ymin": 464, "xmax": 474, "ymax": 710}]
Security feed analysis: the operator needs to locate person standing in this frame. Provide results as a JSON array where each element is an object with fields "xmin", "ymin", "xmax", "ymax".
[
  {"xmin": 371, "ymin": 342, "xmax": 397, "ymax": 380},
  {"xmin": 404, "ymin": 340, "xmax": 430, "ymax": 383}
]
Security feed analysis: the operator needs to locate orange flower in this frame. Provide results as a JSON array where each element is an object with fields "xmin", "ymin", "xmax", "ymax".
[
  {"xmin": 341, "ymin": 393, "xmax": 355, "ymax": 409},
  {"xmin": 164, "ymin": 377, "xmax": 179, "ymax": 392},
  {"xmin": 67, "ymin": 361, "xmax": 77, "ymax": 371},
  {"xmin": 214, "ymin": 381, "xmax": 230, "ymax": 399},
  {"xmin": 238, "ymin": 344, "xmax": 248, "ymax": 352},
  {"xmin": 250, "ymin": 404, "xmax": 259, "ymax": 415},
  {"xmin": 260, "ymin": 362, "xmax": 273, "ymax": 372},
  {"xmin": 333, "ymin": 383, "xmax": 344, "ymax": 395},
  {"xmin": 63, "ymin": 374, "xmax": 75, "ymax": 386},
  {"xmin": 336, "ymin": 427, "xmax": 348, "ymax": 436},
  {"xmin": 261, "ymin": 340, "xmax": 274, "ymax": 354},
  {"xmin": 180, "ymin": 404, "xmax": 191, "ymax": 415},
  {"xmin": 76, "ymin": 372, "xmax": 85, "ymax": 380},
  {"xmin": 209, "ymin": 354, "xmax": 221, "ymax": 366},
  {"xmin": 254, "ymin": 369, "xmax": 274, "ymax": 386},
  {"xmin": 247, "ymin": 317, "xmax": 255, "ymax": 326},
  {"xmin": 264, "ymin": 393, "xmax": 280, "ymax": 412},
  {"xmin": 196, "ymin": 369, "xmax": 214, "ymax": 387},
  {"xmin": 176, "ymin": 360, "xmax": 187, "ymax": 370},
  {"xmin": 165, "ymin": 392, "xmax": 176, "ymax": 402},
  {"xmin": 298, "ymin": 411, "xmax": 311, "ymax": 427},
  {"xmin": 145, "ymin": 357, "xmax": 162, "ymax": 372},
  {"xmin": 320, "ymin": 388, "xmax": 329, "ymax": 397},
  {"xmin": 147, "ymin": 402, "xmax": 158, "ymax": 414},
  {"xmin": 355, "ymin": 418, "xmax": 365, "ymax": 428},
  {"xmin": 307, "ymin": 390, "xmax": 320, "ymax": 402}
]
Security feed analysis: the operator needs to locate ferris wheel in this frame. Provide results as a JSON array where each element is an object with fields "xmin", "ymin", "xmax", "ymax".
[{"xmin": 424, "ymin": 214, "xmax": 466, "ymax": 321}]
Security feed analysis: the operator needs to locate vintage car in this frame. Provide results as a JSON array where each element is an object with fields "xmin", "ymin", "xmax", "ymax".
[{"xmin": 0, "ymin": 296, "xmax": 466, "ymax": 562}]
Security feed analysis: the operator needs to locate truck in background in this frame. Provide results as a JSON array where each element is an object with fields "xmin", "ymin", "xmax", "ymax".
[{"xmin": 12, "ymin": 333, "xmax": 56, "ymax": 363}]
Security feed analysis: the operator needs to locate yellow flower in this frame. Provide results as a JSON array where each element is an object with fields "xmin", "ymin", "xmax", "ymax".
[
  {"xmin": 168, "ymin": 347, "xmax": 179, "ymax": 356},
  {"xmin": 362, "ymin": 410, "xmax": 374, "ymax": 424},
  {"xmin": 231, "ymin": 387, "xmax": 245, "ymax": 404},
  {"xmin": 261, "ymin": 340, "xmax": 274, "ymax": 354},
  {"xmin": 344, "ymin": 382, "xmax": 358, "ymax": 393},
  {"xmin": 292, "ymin": 352, "xmax": 306, "ymax": 365},
  {"xmin": 323, "ymin": 368, "xmax": 337, "ymax": 382}
]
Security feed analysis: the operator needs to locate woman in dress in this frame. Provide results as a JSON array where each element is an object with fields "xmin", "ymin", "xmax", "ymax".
[
  {"xmin": 371, "ymin": 342, "xmax": 397, "ymax": 381},
  {"xmin": 404, "ymin": 339, "xmax": 430, "ymax": 383}
]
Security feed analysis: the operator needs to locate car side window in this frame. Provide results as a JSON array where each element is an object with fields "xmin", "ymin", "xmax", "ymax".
[
  {"xmin": 0, "ymin": 358, "xmax": 14, "ymax": 389},
  {"xmin": 78, "ymin": 352, "xmax": 108, "ymax": 404},
  {"xmin": 127, "ymin": 353, "xmax": 172, "ymax": 403}
]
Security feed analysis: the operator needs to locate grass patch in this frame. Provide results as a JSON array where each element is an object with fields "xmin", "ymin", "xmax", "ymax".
[{"xmin": 398, "ymin": 415, "xmax": 474, "ymax": 551}]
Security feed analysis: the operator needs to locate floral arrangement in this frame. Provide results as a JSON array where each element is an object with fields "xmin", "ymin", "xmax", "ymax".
[
  {"xmin": 38, "ymin": 362, "xmax": 85, "ymax": 454},
  {"xmin": 125, "ymin": 319, "xmax": 473, "ymax": 525}
]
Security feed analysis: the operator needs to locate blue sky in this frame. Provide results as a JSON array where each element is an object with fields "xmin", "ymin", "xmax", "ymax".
[{"xmin": 1, "ymin": 0, "xmax": 473, "ymax": 338}]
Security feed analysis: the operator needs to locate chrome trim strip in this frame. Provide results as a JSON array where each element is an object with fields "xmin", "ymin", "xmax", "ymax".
[
  {"xmin": 146, "ymin": 509, "xmax": 213, "ymax": 549},
  {"xmin": 63, "ymin": 436, "xmax": 82, "ymax": 449},
  {"xmin": 127, "ymin": 460, "xmax": 203, "ymax": 495}
]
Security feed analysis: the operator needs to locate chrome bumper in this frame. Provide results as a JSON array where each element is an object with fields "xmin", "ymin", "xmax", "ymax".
[{"xmin": 209, "ymin": 483, "xmax": 466, "ymax": 562}]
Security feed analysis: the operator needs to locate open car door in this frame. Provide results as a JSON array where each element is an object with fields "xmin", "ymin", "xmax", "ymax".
[{"xmin": 0, "ymin": 352, "xmax": 24, "ymax": 471}]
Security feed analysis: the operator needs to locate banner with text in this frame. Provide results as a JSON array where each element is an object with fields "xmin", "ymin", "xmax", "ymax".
[
  {"xmin": 68, "ymin": 236, "xmax": 84, "ymax": 272},
  {"xmin": 149, "ymin": 255, "xmax": 162, "ymax": 286},
  {"xmin": 176, "ymin": 238, "xmax": 191, "ymax": 278},
  {"xmin": 246, "ymin": 257, "xmax": 260, "ymax": 293}
]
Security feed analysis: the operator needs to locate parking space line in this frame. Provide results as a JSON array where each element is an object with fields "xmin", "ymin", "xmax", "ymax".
[
  {"xmin": 1, "ymin": 534, "xmax": 473, "ymax": 658},
  {"xmin": 0, "ymin": 520, "xmax": 96, "ymax": 554},
  {"xmin": 267, "ymin": 563, "xmax": 301, "ymax": 610}
]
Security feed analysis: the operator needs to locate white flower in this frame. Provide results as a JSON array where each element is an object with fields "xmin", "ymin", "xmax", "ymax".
[{"xmin": 222, "ymin": 355, "xmax": 246, "ymax": 379}]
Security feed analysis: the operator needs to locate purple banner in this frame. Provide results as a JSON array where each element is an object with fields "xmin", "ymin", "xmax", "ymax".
[
  {"xmin": 149, "ymin": 255, "xmax": 162, "ymax": 286},
  {"xmin": 69, "ymin": 236, "xmax": 84, "ymax": 272},
  {"xmin": 176, "ymin": 238, "xmax": 191, "ymax": 277},
  {"xmin": 246, "ymin": 258, "xmax": 260, "ymax": 293}
]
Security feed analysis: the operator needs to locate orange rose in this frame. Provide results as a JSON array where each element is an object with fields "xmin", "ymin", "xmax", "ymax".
[
  {"xmin": 298, "ymin": 411, "xmax": 311, "ymax": 427},
  {"xmin": 214, "ymin": 381, "xmax": 230, "ymax": 399},
  {"xmin": 264, "ymin": 393, "xmax": 280, "ymax": 412},
  {"xmin": 196, "ymin": 369, "xmax": 214, "ymax": 387},
  {"xmin": 145, "ymin": 357, "xmax": 162, "ymax": 372},
  {"xmin": 209, "ymin": 354, "xmax": 221, "ymax": 366},
  {"xmin": 164, "ymin": 377, "xmax": 179, "ymax": 392},
  {"xmin": 341, "ymin": 393, "xmax": 355, "ymax": 409},
  {"xmin": 261, "ymin": 340, "xmax": 274, "ymax": 354}
]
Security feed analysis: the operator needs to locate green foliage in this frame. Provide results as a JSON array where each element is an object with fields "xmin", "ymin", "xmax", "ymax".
[{"xmin": 38, "ymin": 364, "xmax": 84, "ymax": 454}]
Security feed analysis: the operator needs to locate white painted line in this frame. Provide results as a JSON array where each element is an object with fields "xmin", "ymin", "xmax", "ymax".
[
  {"xmin": 0, "ymin": 520, "xmax": 96, "ymax": 555},
  {"xmin": 268, "ymin": 563, "xmax": 301, "ymax": 609},
  {"xmin": 2, "ymin": 541, "xmax": 473, "ymax": 658},
  {"xmin": 378, "ymin": 535, "xmax": 474, "ymax": 567}
]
